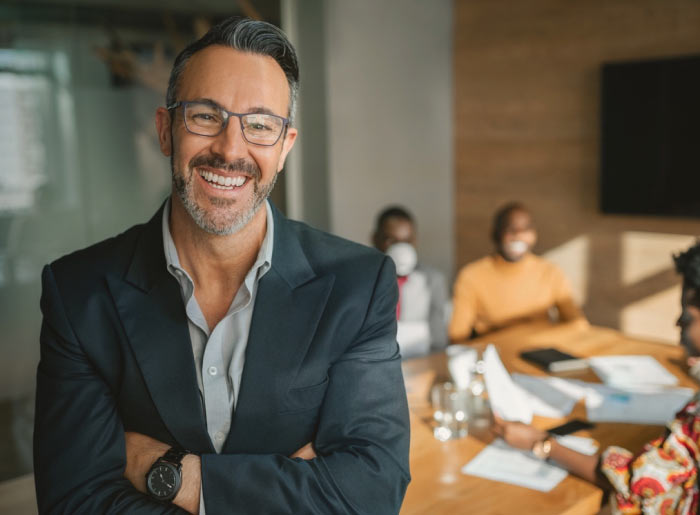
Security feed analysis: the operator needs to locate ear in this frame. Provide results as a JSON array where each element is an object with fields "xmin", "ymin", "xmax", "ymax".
[
  {"xmin": 276, "ymin": 127, "xmax": 298, "ymax": 172},
  {"xmin": 155, "ymin": 107, "xmax": 173, "ymax": 157}
]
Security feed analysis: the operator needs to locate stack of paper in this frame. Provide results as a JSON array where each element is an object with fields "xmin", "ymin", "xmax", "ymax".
[
  {"xmin": 462, "ymin": 439, "xmax": 567, "ymax": 492},
  {"xmin": 588, "ymin": 355, "xmax": 678, "ymax": 389},
  {"xmin": 584, "ymin": 384, "xmax": 694, "ymax": 424},
  {"xmin": 481, "ymin": 347, "xmax": 693, "ymax": 426},
  {"xmin": 461, "ymin": 437, "xmax": 599, "ymax": 491},
  {"xmin": 511, "ymin": 373, "xmax": 579, "ymax": 418}
]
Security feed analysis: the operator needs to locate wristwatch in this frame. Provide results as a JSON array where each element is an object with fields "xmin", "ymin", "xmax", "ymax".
[
  {"xmin": 532, "ymin": 436, "xmax": 554, "ymax": 460},
  {"xmin": 146, "ymin": 446, "xmax": 188, "ymax": 502}
]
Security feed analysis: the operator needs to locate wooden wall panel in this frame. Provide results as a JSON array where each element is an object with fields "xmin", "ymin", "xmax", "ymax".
[{"xmin": 454, "ymin": 0, "xmax": 700, "ymax": 339}]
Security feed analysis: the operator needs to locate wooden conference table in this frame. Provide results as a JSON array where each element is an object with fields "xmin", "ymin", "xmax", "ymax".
[{"xmin": 399, "ymin": 320, "xmax": 695, "ymax": 515}]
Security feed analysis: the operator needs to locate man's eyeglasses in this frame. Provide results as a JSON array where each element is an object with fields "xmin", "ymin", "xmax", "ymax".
[{"xmin": 167, "ymin": 101, "xmax": 289, "ymax": 146}]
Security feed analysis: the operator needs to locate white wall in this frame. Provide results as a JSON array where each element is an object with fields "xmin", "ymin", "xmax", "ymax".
[
  {"xmin": 285, "ymin": 0, "xmax": 454, "ymax": 279},
  {"xmin": 325, "ymin": 0, "xmax": 454, "ymax": 278}
]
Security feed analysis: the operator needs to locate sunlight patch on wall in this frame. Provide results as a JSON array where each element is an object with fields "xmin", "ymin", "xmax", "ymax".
[
  {"xmin": 620, "ymin": 285, "xmax": 681, "ymax": 344},
  {"xmin": 621, "ymin": 232, "xmax": 696, "ymax": 287},
  {"xmin": 542, "ymin": 234, "xmax": 589, "ymax": 305}
]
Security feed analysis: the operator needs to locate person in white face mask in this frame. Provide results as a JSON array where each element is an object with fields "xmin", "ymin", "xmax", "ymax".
[
  {"xmin": 373, "ymin": 206, "xmax": 448, "ymax": 358},
  {"xmin": 449, "ymin": 202, "xmax": 586, "ymax": 342}
]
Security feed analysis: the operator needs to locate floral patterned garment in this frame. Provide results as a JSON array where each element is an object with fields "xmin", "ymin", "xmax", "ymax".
[{"xmin": 600, "ymin": 393, "xmax": 700, "ymax": 514}]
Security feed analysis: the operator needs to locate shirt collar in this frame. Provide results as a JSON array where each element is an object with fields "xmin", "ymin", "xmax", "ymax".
[{"xmin": 162, "ymin": 197, "xmax": 274, "ymax": 282}]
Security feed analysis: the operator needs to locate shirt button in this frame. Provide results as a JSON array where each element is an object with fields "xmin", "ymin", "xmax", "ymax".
[
  {"xmin": 208, "ymin": 366, "xmax": 218, "ymax": 376},
  {"xmin": 215, "ymin": 431, "xmax": 225, "ymax": 441}
]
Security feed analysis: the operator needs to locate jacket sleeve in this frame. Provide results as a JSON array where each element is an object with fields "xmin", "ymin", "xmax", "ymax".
[
  {"xmin": 200, "ymin": 257, "xmax": 411, "ymax": 514},
  {"xmin": 34, "ymin": 265, "xmax": 186, "ymax": 515}
]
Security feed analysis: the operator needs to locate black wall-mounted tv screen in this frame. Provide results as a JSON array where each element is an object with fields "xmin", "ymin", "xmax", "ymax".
[{"xmin": 600, "ymin": 54, "xmax": 700, "ymax": 218}]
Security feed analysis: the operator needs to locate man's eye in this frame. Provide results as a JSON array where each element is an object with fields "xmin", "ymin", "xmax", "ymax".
[
  {"xmin": 193, "ymin": 113, "xmax": 219, "ymax": 122},
  {"xmin": 248, "ymin": 122, "xmax": 272, "ymax": 131}
]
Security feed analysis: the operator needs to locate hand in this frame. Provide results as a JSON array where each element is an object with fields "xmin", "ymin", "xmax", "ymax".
[
  {"xmin": 124, "ymin": 431, "xmax": 200, "ymax": 514},
  {"xmin": 492, "ymin": 417, "xmax": 548, "ymax": 451},
  {"xmin": 290, "ymin": 442, "xmax": 316, "ymax": 460}
]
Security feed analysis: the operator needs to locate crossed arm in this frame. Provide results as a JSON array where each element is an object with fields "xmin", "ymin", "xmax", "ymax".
[
  {"xmin": 123, "ymin": 433, "xmax": 316, "ymax": 513},
  {"xmin": 34, "ymin": 261, "xmax": 410, "ymax": 514}
]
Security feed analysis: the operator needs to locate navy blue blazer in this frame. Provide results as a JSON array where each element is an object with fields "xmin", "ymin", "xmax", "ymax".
[{"xmin": 34, "ymin": 203, "xmax": 410, "ymax": 514}]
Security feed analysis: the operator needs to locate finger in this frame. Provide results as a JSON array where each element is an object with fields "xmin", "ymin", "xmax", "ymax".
[{"xmin": 290, "ymin": 442, "xmax": 316, "ymax": 460}]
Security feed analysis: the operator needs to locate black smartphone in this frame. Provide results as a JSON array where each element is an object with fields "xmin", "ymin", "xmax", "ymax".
[{"xmin": 547, "ymin": 419, "xmax": 595, "ymax": 436}]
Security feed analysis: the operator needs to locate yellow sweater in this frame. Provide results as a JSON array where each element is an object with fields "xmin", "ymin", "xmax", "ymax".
[{"xmin": 448, "ymin": 253, "xmax": 585, "ymax": 341}]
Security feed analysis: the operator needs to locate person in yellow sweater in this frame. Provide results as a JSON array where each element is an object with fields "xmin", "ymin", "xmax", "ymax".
[{"xmin": 449, "ymin": 202, "xmax": 586, "ymax": 341}]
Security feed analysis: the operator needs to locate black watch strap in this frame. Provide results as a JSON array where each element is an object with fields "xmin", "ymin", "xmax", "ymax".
[{"xmin": 161, "ymin": 446, "xmax": 189, "ymax": 466}]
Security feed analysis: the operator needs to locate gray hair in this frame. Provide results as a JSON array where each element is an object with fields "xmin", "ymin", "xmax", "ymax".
[{"xmin": 166, "ymin": 17, "xmax": 299, "ymax": 125}]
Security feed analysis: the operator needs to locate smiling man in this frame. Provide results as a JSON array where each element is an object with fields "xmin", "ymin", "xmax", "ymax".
[{"xmin": 34, "ymin": 18, "xmax": 410, "ymax": 514}]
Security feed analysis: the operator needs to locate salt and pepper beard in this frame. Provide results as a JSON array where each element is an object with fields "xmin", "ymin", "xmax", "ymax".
[{"xmin": 171, "ymin": 153, "xmax": 277, "ymax": 236}]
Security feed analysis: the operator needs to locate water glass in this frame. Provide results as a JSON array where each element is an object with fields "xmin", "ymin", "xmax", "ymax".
[{"xmin": 430, "ymin": 382, "xmax": 469, "ymax": 441}]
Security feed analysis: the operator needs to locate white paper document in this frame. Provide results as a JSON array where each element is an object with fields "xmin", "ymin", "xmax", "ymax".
[
  {"xmin": 483, "ymin": 345, "xmax": 533, "ymax": 423},
  {"xmin": 447, "ymin": 347, "xmax": 477, "ymax": 390},
  {"xmin": 588, "ymin": 355, "xmax": 678, "ymax": 389},
  {"xmin": 462, "ymin": 439, "xmax": 567, "ymax": 492},
  {"xmin": 556, "ymin": 435, "xmax": 598, "ymax": 456},
  {"xmin": 511, "ymin": 373, "xmax": 579, "ymax": 418},
  {"xmin": 584, "ymin": 384, "xmax": 694, "ymax": 424}
]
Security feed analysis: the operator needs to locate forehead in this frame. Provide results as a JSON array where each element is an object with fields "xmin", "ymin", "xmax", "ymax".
[
  {"xmin": 505, "ymin": 209, "xmax": 533, "ymax": 229},
  {"xmin": 381, "ymin": 217, "xmax": 414, "ymax": 237},
  {"xmin": 178, "ymin": 45, "xmax": 290, "ymax": 115}
]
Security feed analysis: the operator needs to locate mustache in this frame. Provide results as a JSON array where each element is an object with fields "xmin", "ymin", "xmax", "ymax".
[{"xmin": 190, "ymin": 155, "xmax": 261, "ymax": 179}]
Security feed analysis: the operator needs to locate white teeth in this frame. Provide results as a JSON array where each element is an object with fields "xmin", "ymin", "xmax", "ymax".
[{"xmin": 198, "ymin": 169, "xmax": 247, "ymax": 189}]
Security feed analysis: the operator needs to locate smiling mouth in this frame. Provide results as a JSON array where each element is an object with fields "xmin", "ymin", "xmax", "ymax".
[{"xmin": 198, "ymin": 169, "xmax": 249, "ymax": 190}]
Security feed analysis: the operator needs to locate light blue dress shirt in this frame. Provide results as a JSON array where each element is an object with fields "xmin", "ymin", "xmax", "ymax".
[{"xmin": 161, "ymin": 198, "xmax": 274, "ymax": 512}]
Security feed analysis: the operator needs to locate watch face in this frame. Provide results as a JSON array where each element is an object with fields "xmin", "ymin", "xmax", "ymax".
[{"xmin": 147, "ymin": 463, "xmax": 180, "ymax": 501}]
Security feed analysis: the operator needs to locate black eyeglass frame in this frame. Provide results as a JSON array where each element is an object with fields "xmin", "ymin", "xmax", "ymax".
[{"xmin": 167, "ymin": 100, "xmax": 289, "ymax": 147}]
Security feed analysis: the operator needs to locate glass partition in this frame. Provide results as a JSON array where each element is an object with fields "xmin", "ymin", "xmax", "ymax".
[{"xmin": 0, "ymin": 0, "xmax": 282, "ymax": 483}]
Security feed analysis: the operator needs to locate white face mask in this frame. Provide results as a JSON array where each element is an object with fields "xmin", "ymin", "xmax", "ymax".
[
  {"xmin": 504, "ymin": 240, "xmax": 529, "ymax": 258},
  {"xmin": 386, "ymin": 242, "xmax": 417, "ymax": 277}
]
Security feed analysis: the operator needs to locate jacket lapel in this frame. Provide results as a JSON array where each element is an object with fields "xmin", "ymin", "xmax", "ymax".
[
  {"xmin": 225, "ymin": 206, "xmax": 334, "ymax": 452},
  {"xmin": 107, "ymin": 205, "xmax": 214, "ymax": 453}
]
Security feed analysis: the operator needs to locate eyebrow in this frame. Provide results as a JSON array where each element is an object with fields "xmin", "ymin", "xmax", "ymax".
[{"xmin": 191, "ymin": 98, "xmax": 281, "ymax": 117}]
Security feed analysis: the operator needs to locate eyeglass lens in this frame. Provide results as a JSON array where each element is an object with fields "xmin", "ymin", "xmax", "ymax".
[{"xmin": 183, "ymin": 102, "xmax": 285, "ymax": 145}]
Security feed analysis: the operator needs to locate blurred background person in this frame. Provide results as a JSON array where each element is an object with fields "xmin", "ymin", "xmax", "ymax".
[
  {"xmin": 373, "ymin": 206, "xmax": 448, "ymax": 358},
  {"xmin": 494, "ymin": 241, "xmax": 700, "ymax": 514},
  {"xmin": 449, "ymin": 202, "xmax": 586, "ymax": 341}
]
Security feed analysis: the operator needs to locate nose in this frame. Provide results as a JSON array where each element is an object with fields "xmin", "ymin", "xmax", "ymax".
[
  {"xmin": 677, "ymin": 311, "xmax": 691, "ymax": 328},
  {"xmin": 209, "ymin": 116, "xmax": 249, "ymax": 163}
]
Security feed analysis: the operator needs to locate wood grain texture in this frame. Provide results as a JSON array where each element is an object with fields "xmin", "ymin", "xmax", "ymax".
[
  {"xmin": 453, "ymin": 0, "xmax": 700, "ymax": 336},
  {"xmin": 401, "ymin": 320, "xmax": 691, "ymax": 514}
]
